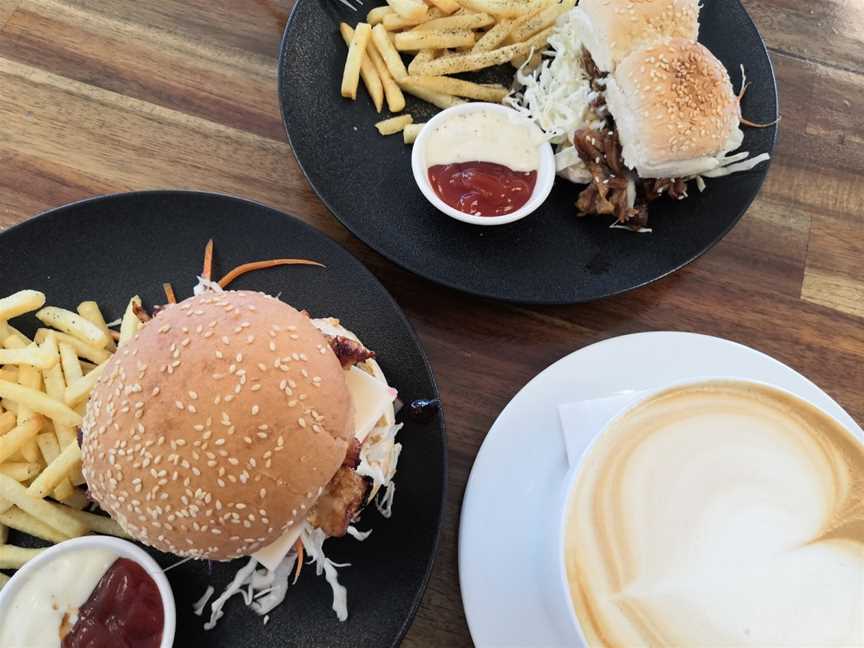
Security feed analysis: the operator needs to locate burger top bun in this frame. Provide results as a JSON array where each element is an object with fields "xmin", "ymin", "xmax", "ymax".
[{"xmin": 81, "ymin": 290, "xmax": 353, "ymax": 560}]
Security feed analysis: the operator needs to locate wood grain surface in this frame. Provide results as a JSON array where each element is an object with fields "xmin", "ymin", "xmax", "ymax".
[{"xmin": 0, "ymin": 1, "xmax": 862, "ymax": 645}]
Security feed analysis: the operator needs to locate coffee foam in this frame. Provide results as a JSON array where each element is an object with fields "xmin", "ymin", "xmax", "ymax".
[{"xmin": 564, "ymin": 381, "xmax": 864, "ymax": 647}]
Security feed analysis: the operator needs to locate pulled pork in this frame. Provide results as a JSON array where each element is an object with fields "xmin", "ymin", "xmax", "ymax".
[
  {"xmin": 328, "ymin": 335, "xmax": 375, "ymax": 368},
  {"xmin": 572, "ymin": 48, "xmax": 684, "ymax": 230}
]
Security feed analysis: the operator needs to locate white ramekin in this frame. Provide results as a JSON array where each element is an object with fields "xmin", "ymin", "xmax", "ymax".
[
  {"xmin": 0, "ymin": 535, "xmax": 176, "ymax": 648},
  {"xmin": 411, "ymin": 102, "xmax": 556, "ymax": 226}
]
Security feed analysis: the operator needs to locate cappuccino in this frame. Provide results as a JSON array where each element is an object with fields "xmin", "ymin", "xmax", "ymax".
[{"xmin": 564, "ymin": 380, "xmax": 864, "ymax": 647}]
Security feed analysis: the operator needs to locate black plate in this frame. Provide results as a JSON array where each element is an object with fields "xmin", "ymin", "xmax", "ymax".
[
  {"xmin": 0, "ymin": 191, "xmax": 446, "ymax": 648},
  {"xmin": 279, "ymin": 0, "xmax": 778, "ymax": 304}
]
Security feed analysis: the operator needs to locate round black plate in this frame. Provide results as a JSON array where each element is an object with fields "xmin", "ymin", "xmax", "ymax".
[
  {"xmin": 279, "ymin": 0, "xmax": 778, "ymax": 304},
  {"xmin": 0, "ymin": 191, "xmax": 446, "ymax": 648}
]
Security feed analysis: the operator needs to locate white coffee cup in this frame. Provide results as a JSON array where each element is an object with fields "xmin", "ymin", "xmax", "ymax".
[{"xmin": 549, "ymin": 377, "xmax": 864, "ymax": 647}]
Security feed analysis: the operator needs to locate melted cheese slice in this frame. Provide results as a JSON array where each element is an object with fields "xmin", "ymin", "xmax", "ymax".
[
  {"xmin": 253, "ymin": 522, "xmax": 304, "ymax": 571},
  {"xmin": 347, "ymin": 366, "xmax": 395, "ymax": 442}
]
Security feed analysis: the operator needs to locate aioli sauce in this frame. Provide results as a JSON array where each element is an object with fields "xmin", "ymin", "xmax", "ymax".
[
  {"xmin": 425, "ymin": 109, "xmax": 542, "ymax": 217},
  {"xmin": 0, "ymin": 548, "xmax": 116, "ymax": 648},
  {"xmin": 63, "ymin": 558, "xmax": 163, "ymax": 648}
]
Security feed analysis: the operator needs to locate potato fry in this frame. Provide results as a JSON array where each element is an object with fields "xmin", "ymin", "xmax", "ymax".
[
  {"xmin": 372, "ymin": 24, "xmax": 409, "ymax": 81},
  {"xmin": 0, "ymin": 368, "xmax": 17, "ymax": 384},
  {"xmin": 0, "ymin": 544, "xmax": 45, "ymax": 569},
  {"xmin": 36, "ymin": 329, "xmax": 110, "ymax": 364},
  {"xmin": 367, "ymin": 5, "xmax": 393, "ymax": 24},
  {"xmin": 427, "ymin": 0, "xmax": 461, "ymax": 14},
  {"xmin": 387, "ymin": 0, "xmax": 428, "ymax": 21},
  {"xmin": 0, "ymin": 382, "xmax": 80, "ymax": 428},
  {"xmin": 0, "ymin": 474, "xmax": 87, "ymax": 535},
  {"xmin": 0, "ymin": 572, "xmax": 8, "ymax": 590},
  {"xmin": 33, "ymin": 434, "xmax": 78, "ymax": 503},
  {"xmin": 408, "ymin": 48, "xmax": 438, "ymax": 74},
  {"xmin": 0, "ymin": 342, "xmax": 57, "ymax": 370},
  {"xmin": 64, "ymin": 363, "xmax": 105, "ymax": 407},
  {"xmin": 0, "ymin": 411, "xmax": 15, "ymax": 435},
  {"xmin": 340, "ymin": 23, "xmax": 384, "ymax": 112},
  {"xmin": 0, "ymin": 290, "xmax": 45, "ymax": 321},
  {"xmin": 51, "ymin": 504, "xmax": 131, "ymax": 539},
  {"xmin": 414, "ymin": 12, "xmax": 495, "ymax": 31},
  {"xmin": 395, "ymin": 29, "xmax": 475, "ymax": 51},
  {"xmin": 457, "ymin": 0, "xmax": 545, "ymax": 17},
  {"xmin": 52, "ymin": 478, "xmax": 76, "ymax": 502},
  {"xmin": 0, "ymin": 507, "xmax": 70, "ymax": 543},
  {"xmin": 0, "ymin": 462, "xmax": 42, "ymax": 482},
  {"xmin": 403, "ymin": 75, "xmax": 509, "ymax": 101},
  {"xmin": 77, "ymin": 301, "xmax": 116, "ymax": 352},
  {"xmin": 0, "ymin": 522, "xmax": 6, "ymax": 544},
  {"xmin": 9, "ymin": 343, "xmax": 42, "ymax": 464},
  {"xmin": 2, "ymin": 324, "xmax": 31, "ymax": 345},
  {"xmin": 0, "ymin": 418, "xmax": 43, "ymax": 464},
  {"xmin": 36, "ymin": 432, "xmax": 60, "ymax": 463},
  {"xmin": 508, "ymin": 0, "xmax": 573, "ymax": 43},
  {"xmin": 36, "ymin": 306, "xmax": 110, "ymax": 349},
  {"xmin": 472, "ymin": 17, "xmax": 513, "ymax": 51},
  {"xmin": 368, "ymin": 38, "xmax": 407, "ymax": 111},
  {"xmin": 399, "ymin": 79, "xmax": 467, "ymax": 109},
  {"xmin": 58, "ymin": 342, "xmax": 84, "ymax": 386},
  {"xmin": 411, "ymin": 26, "xmax": 551, "ymax": 74},
  {"xmin": 41, "ymin": 364, "xmax": 77, "ymax": 451},
  {"xmin": 27, "ymin": 443, "xmax": 81, "ymax": 499},
  {"xmin": 403, "ymin": 122, "xmax": 425, "ymax": 144},
  {"xmin": 118, "ymin": 296, "xmax": 143, "ymax": 347},
  {"xmin": 375, "ymin": 114, "xmax": 414, "ymax": 135},
  {"xmin": 341, "ymin": 22, "xmax": 372, "ymax": 101},
  {"xmin": 382, "ymin": 12, "xmax": 428, "ymax": 30}
]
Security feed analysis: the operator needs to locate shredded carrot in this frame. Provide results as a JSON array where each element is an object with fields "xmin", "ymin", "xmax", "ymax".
[
  {"xmin": 162, "ymin": 282, "xmax": 177, "ymax": 304},
  {"xmin": 292, "ymin": 538, "xmax": 304, "ymax": 585},
  {"xmin": 202, "ymin": 239, "xmax": 214, "ymax": 281},
  {"xmin": 218, "ymin": 259, "xmax": 325, "ymax": 289}
]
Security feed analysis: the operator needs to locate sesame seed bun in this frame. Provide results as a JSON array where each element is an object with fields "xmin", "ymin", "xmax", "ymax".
[
  {"xmin": 572, "ymin": 0, "xmax": 700, "ymax": 73},
  {"xmin": 81, "ymin": 291, "xmax": 353, "ymax": 560},
  {"xmin": 605, "ymin": 39, "xmax": 743, "ymax": 178}
]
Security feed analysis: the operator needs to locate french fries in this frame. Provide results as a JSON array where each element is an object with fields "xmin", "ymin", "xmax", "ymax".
[
  {"xmin": 341, "ymin": 22, "xmax": 372, "ymax": 100},
  {"xmin": 340, "ymin": 23, "xmax": 384, "ymax": 112},
  {"xmin": 77, "ymin": 301, "xmax": 116, "ymax": 352},
  {"xmin": 64, "ymin": 363, "xmax": 105, "ymax": 407},
  {"xmin": 394, "ymin": 29, "xmax": 476, "ymax": 51},
  {"xmin": 372, "ymin": 24, "xmax": 410, "ymax": 81},
  {"xmin": 403, "ymin": 122, "xmax": 425, "ymax": 144},
  {"xmin": 0, "ymin": 341, "xmax": 57, "ymax": 370},
  {"xmin": 118, "ymin": 296, "xmax": 143, "ymax": 347},
  {"xmin": 508, "ymin": 0, "xmax": 573, "ymax": 43},
  {"xmin": 27, "ymin": 442, "xmax": 82, "ymax": 499},
  {"xmin": 0, "ymin": 382, "xmax": 81, "ymax": 428},
  {"xmin": 0, "ymin": 572, "xmax": 8, "ymax": 589},
  {"xmin": 367, "ymin": 6, "xmax": 393, "ymax": 24},
  {"xmin": 387, "ymin": 0, "xmax": 428, "ymax": 21},
  {"xmin": 472, "ymin": 17, "xmax": 513, "ymax": 51},
  {"xmin": 427, "ymin": 0, "xmax": 462, "ymax": 14},
  {"xmin": 0, "ymin": 462, "xmax": 41, "ymax": 482},
  {"xmin": 52, "ymin": 505, "xmax": 132, "ymax": 539},
  {"xmin": 368, "ymin": 39, "xmax": 407, "ymax": 112},
  {"xmin": 457, "ymin": 0, "xmax": 546, "ymax": 17},
  {"xmin": 0, "ymin": 290, "xmax": 45, "ymax": 321},
  {"xmin": 375, "ymin": 114, "xmax": 414, "ymax": 135},
  {"xmin": 399, "ymin": 80, "xmax": 467, "ymax": 109},
  {"xmin": 0, "ymin": 544, "xmax": 45, "ymax": 569},
  {"xmin": 0, "ymin": 474, "xmax": 87, "ymax": 536},
  {"xmin": 36, "ymin": 306, "xmax": 110, "ymax": 349},
  {"xmin": 403, "ymin": 75, "xmax": 509, "ymax": 101},
  {"xmin": 0, "ymin": 508, "xmax": 70, "ymax": 543},
  {"xmin": 414, "ymin": 12, "xmax": 495, "ymax": 31},
  {"xmin": 36, "ymin": 330, "xmax": 110, "ymax": 364}
]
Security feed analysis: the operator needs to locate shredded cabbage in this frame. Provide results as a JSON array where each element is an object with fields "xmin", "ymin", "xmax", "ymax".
[{"xmin": 193, "ymin": 275, "xmax": 224, "ymax": 295}]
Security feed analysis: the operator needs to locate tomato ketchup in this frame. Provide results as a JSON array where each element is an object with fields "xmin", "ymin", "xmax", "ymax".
[{"xmin": 428, "ymin": 162, "xmax": 538, "ymax": 217}]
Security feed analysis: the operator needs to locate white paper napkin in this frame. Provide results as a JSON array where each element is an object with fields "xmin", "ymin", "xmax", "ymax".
[{"xmin": 557, "ymin": 391, "xmax": 648, "ymax": 468}]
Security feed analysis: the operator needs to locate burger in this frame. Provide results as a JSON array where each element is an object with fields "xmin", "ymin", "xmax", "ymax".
[
  {"xmin": 80, "ymin": 289, "xmax": 402, "ymax": 622},
  {"xmin": 509, "ymin": 0, "xmax": 772, "ymax": 230}
]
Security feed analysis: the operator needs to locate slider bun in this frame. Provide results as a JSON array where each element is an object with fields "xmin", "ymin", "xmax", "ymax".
[
  {"xmin": 605, "ymin": 39, "xmax": 743, "ymax": 178},
  {"xmin": 81, "ymin": 291, "xmax": 353, "ymax": 560},
  {"xmin": 573, "ymin": 0, "xmax": 700, "ymax": 72}
]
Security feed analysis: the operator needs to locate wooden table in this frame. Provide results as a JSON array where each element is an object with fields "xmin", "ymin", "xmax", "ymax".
[{"xmin": 0, "ymin": 1, "xmax": 861, "ymax": 644}]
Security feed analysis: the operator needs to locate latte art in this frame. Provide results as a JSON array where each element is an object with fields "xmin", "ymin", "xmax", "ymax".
[{"xmin": 564, "ymin": 381, "xmax": 864, "ymax": 647}]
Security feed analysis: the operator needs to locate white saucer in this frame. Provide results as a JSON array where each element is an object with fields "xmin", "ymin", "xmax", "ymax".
[{"xmin": 458, "ymin": 332, "xmax": 863, "ymax": 648}]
